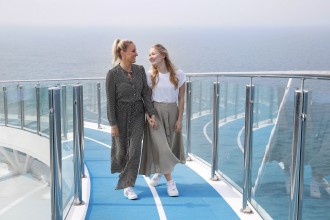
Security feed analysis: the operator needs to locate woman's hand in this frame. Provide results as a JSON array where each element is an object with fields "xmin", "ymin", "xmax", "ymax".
[
  {"xmin": 175, "ymin": 120, "xmax": 182, "ymax": 132},
  {"xmin": 111, "ymin": 125, "xmax": 119, "ymax": 137},
  {"xmin": 147, "ymin": 114, "xmax": 158, "ymax": 129}
]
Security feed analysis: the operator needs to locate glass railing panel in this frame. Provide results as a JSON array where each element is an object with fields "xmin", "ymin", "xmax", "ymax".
[
  {"xmin": 39, "ymin": 86, "xmax": 50, "ymax": 136},
  {"xmin": 62, "ymin": 84, "xmax": 75, "ymax": 217},
  {"xmin": 251, "ymin": 78, "xmax": 292, "ymax": 219},
  {"xmin": 217, "ymin": 77, "xmax": 249, "ymax": 190},
  {"xmin": 81, "ymin": 79, "xmax": 102, "ymax": 124},
  {"xmin": 65, "ymin": 83, "xmax": 74, "ymax": 133},
  {"xmin": 188, "ymin": 76, "xmax": 217, "ymax": 164},
  {"xmin": 301, "ymin": 79, "xmax": 330, "ymax": 220},
  {"xmin": 100, "ymin": 80, "xmax": 108, "ymax": 126},
  {"xmin": 251, "ymin": 78, "xmax": 302, "ymax": 219},
  {"xmin": 6, "ymin": 84, "xmax": 20, "ymax": 127},
  {"xmin": 22, "ymin": 83, "xmax": 38, "ymax": 131}
]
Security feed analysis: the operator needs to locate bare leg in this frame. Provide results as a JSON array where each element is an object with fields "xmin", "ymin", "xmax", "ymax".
[{"xmin": 164, "ymin": 173, "xmax": 172, "ymax": 181}]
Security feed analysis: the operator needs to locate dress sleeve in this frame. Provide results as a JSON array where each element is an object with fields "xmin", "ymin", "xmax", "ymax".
[
  {"xmin": 140, "ymin": 66, "xmax": 156, "ymax": 116},
  {"xmin": 106, "ymin": 69, "xmax": 117, "ymax": 126}
]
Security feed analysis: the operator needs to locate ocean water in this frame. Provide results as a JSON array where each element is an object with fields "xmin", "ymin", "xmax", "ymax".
[{"xmin": 1, "ymin": 26, "xmax": 330, "ymax": 81}]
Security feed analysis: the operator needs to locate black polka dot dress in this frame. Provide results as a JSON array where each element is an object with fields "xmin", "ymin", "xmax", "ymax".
[{"xmin": 106, "ymin": 64, "xmax": 156, "ymax": 190}]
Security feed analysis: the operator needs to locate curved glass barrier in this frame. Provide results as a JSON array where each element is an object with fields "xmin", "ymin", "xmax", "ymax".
[
  {"xmin": 0, "ymin": 81, "xmax": 76, "ymax": 219},
  {"xmin": 1, "ymin": 73, "xmax": 330, "ymax": 220}
]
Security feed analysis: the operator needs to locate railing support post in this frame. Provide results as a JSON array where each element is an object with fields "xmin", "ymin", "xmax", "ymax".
[
  {"xmin": 289, "ymin": 90, "xmax": 308, "ymax": 220},
  {"xmin": 185, "ymin": 81, "xmax": 192, "ymax": 160},
  {"xmin": 269, "ymin": 88, "xmax": 274, "ymax": 124},
  {"xmin": 223, "ymin": 82, "xmax": 228, "ymax": 122},
  {"xmin": 61, "ymin": 85, "xmax": 68, "ymax": 139},
  {"xmin": 3, "ymin": 87, "xmax": 8, "ymax": 126},
  {"xmin": 97, "ymin": 82, "xmax": 102, "ymax": 129},
  {"xmin": 36, "ymin": 84, "xmax": 41, "ymax": 134},
  {"xmin": 234, "ymin": 84, "xmax": 239, "ymax": 119},
  {"xmin": 255, "ymin": 87, "xmax": 259, "ymax": 128},
  {"xmin": 241, "ymin": 84, "xmax": 254, "ymax": 213},
  {"xmin": 199, "ymin": 81, "xmax": 202, "ymax": 115},
  {"xmin": 49, "ymin": 87, "xmax": 63, "ymax": 220},
  {"xmin": 19, "ymin": 85, "xmax": 24, "ymax": 129},
  {"xmin": 73, "ymin": 84, "xmax": 85, "ymax": 205},
  {"xmin": 211, "ymin": 82, "xmax": 220, "ymax": 180}
]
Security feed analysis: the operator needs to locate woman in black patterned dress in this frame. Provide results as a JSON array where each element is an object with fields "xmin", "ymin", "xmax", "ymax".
[{"xmin": 106, "ymin": 39, "xmax": 157, "ymax": 200}]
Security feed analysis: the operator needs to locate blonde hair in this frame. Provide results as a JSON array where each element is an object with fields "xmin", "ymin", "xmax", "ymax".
[
  {"xmin": 112, "ymin": 39, "xmax": 133, "ymax": 66},
  {"xmin": 150, "ymin": 44, "xmax": 178, "ymax": 89}
]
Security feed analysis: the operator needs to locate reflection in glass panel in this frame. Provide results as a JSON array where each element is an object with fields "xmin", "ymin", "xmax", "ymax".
[
  {"xmin": 250, "ymin": 77, "xmax": 298, "ymax": 219},
  {"xmin": 302, "ymin": 79, "xmax": 330, "ymax": 220}
]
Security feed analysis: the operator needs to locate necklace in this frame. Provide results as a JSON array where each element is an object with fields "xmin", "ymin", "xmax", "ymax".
[
  {"xmin": 119, "ymin": 65, "xmax": 133, "ymax": 80},
  {"xmin": 127, "ymin": 71, "xmax": 133, "ymax": 81}
]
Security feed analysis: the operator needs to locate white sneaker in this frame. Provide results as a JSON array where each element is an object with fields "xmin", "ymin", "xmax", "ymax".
[
  {"xmin": 310, "ymin": 179, "xmax": 321, "ymax": 198},
  {"xmin": 167, "ymin": 180, "xmax": 179, "ymax": 197},
  {"xmin": 149, "ymin": 173, "xmax": 162, "ymax": 187},
  {"xmin": 124, "ymin": 187, "xmax": 138, "ymax": 200}
]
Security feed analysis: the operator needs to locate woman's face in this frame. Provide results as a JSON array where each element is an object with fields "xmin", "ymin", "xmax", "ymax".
[
  {"xmin": 148, "ymin": 47, "xmax": 164, "ymax": 67},
  {"xmin": 121, "ymin": 43, "xmax": 138, "ymax": 63}
]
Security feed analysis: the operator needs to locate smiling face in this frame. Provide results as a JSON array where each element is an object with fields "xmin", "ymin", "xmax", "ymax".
[
  {"xmin": 148, "ymin": 47, "xmax": 165, "ymax": 67},
  {"xmin": 121, "ymin": 43, "xmax": 138, "ymax": 64}
]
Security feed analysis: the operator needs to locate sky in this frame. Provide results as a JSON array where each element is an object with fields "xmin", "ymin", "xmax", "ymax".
[{"xmin": 1, "ymin": 0, "xmax": 330, "ymax": 28}]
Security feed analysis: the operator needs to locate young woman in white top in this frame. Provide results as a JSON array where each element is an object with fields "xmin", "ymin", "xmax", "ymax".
[{"xmin": 139, "ymin": 44, "xmax": 186, "ymax": 196}]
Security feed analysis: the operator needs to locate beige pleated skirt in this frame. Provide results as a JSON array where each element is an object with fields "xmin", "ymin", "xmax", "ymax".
[{"xmin": 139, "ymin": 102, "xmax": 186, "ymax": 177}]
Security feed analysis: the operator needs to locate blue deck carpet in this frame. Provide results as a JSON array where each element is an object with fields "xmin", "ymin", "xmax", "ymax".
[{"xmin": 84, "ymin": 127, "xmax": 239, "ymax": 220}]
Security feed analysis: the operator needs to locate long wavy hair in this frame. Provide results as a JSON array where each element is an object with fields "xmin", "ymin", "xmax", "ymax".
[{"xmin": 150, "ymin": 44, "xmax": 178, "ymax": 89}]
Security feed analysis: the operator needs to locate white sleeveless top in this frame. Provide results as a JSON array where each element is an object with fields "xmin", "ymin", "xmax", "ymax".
[{"xmin": 146, "ymin": 69, "xmax": 186, "ymax": 103}]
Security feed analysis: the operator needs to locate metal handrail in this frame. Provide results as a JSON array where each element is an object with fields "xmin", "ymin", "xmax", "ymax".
[{"xmin": 1, "ymin": 70, "xmax": 330, "ymax": 84}]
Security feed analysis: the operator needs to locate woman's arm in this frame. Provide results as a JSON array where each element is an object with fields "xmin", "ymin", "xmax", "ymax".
[
  {"xmin": 140, "ymin": 65, "xmax": 157, "ymax": 117},
  {"xmin": 175, "ymin": 83, "xmax": 185, "ymax": 132},
  {"xmin": 106, "ymin": 69, "xmax": 120, "ymax": 137}
]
